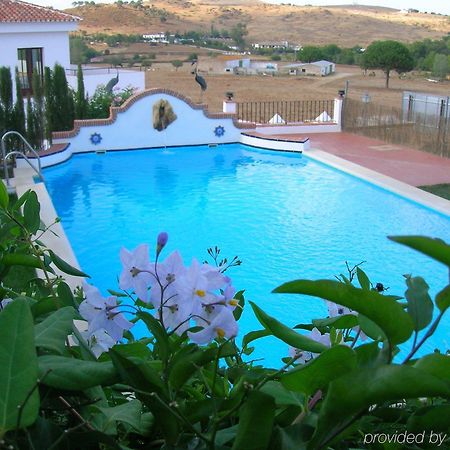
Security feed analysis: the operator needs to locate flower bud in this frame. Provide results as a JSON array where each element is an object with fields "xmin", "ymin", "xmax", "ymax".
[{"xmin": 156, "ymin": 231, "xmax": 169, "ymax": 256}]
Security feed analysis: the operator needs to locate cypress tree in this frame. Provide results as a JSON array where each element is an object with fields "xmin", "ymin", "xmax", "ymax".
[
  {"xmin": 0, "ymin": 67, "xmax": 13, "ymax": 114},
  {"xmin": 32, "ymin": 71, "xmax": 44, "ymax": 149},
  {"xmin": 0, "ymin": 67, "xmax": 13, "ymax": 133},
  {"xmin": 43, "ymin": 67, "xmax": 54, "ymax": 144},
  {"xmin": 75, "ymin": 63, "xmax": 87, "ymax": 119},
  {"xmin": 14, "ymin": 69, "xmax": 26, "ymax": 137},
  {"xmin": 26, "ymin": 97, "xmax": 36, "ymax": 148},
  {"xmin": 52, "ymin": 64, "xmax": 74, "ymax": 131}
]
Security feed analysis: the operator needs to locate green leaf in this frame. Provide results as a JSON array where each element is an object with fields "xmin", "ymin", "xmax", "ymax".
[
  {"xmin": 94, "ymin": 400, "xmax": 151, "ymax": 434},
  {"xmin": 1, "ymin": 253, "xmax": 42, "ymax": 269},
  {"xmin": 312, "ymin": 314, "xmax": 358, "ymax": 330},
  {"xmin": 233, "ymin": 290, "xmax": 245, "ymax": 321},
  {"xmin": 34, "ymin": 307, "xmax": 76, "ymax": 354},
  {"xmin": 57, "ymin": 282, "xmax": 76, "ymax": 308},
  {"xmin": 242, "ymin": 329, "xmax": 271, "ymax": 349},
  {"xmin": 0, "ymin": 181, "xmax": 8, "ymax": 209},
  {"xmin": 356, "ymin": 267, "xmax": 370, "ymax": 290},
  {"xmin": 389, "ymin": 236, "xmax": 450, "ymax": 267},
  {"xmin": 310, "ymin": 365, "xmax": 450, "ymax": 449},
  {"xmin": 407, "ymin": 405, "xmax": 450, "ymax": 432},
  {"xmin": 250, "ymin": 302, "xmax": 328, "ymax": 353},
  {"xmin": 274, "ymin": 280, "xmax": 413, "ymax": 345},
  {"xmin": 48, "ymin": 250, "xmax": 90, "ymax": 278},
  {"xmin": 0, "ymin": 298, "xmax": 39, "ymax": 434},
  {"xmin": 109, "ymin": 349, "xmax": 163, "ymax": 393},
  {"xmin": 436, "ymin": 285, "xmax": 450, "ymax": 313},
  {"xmin": 413, "ymin": 353, "xmax": 450, "ymax": 384},
  {"xmin": 169, "ymin": 343, "xmax": 234, "ymax": 391},
  {"xmin": 136, "ymin": 311, "xmax": 168, "ymax": 360},
  {"xmin": 23, "ymin": 191, "xmax": 40, "ymax": 235},
  {"xmin": 281, "ymin": 345, "xmax": 357, "ymax": 396},
  {"xmin": 260, "ymin": 381, "xmax": 304, "ymax": 407},
  {"xmin": 231, "ymin": 391, "xmax": 275, "ymax": 450},
  {"xmin": 38, "ymin": 356, "xmax": 118, "ymax": 390},
  {"xmin": 404, "ymin": 276, "xmax": 434, "ymax": 331},
  {"xmin": 358, "ymin": 314, "xmax": 386, "ymax": 341}
]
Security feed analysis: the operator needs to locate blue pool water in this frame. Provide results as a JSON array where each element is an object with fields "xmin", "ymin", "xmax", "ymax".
[{"xmin": 44, "ymin": 144, "xmax": 450, "ymax": 364}]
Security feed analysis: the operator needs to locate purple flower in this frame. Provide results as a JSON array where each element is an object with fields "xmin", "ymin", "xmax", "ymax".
[
  {"xmin": 119, "ymin": 244, "xmax": 154, "ymax": 302},
  {"xmin": 80, "ymin": 282, "xmax": 133, "ymax": 341},
  {"xmin": 156, "ymin": 231, "xmax": 169, "ymax": 256}
]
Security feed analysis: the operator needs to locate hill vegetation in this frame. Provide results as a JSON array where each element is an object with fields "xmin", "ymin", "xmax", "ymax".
[{"xmin": 66, "ymin": 0, "xmax": 450, "ymax": 47}]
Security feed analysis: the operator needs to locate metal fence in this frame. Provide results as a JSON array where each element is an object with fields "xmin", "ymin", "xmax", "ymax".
[
  {"xmin": 236, "ymin": 99, "xmax": 334, "ymax": 125},
  {"xmin": 343, "ymin": 98, "xmax": 449, "ymax": 158}
]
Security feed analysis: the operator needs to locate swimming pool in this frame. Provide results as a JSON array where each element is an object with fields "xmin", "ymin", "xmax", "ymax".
[{"xmin": 43, "ymin": 143, "xmax": 450, "ymax": 364}]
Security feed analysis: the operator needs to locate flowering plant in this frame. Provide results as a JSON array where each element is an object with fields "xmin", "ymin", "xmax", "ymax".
[{"xmin": 0, "ymin": 183, "xmax": 449, "ymax": 450}]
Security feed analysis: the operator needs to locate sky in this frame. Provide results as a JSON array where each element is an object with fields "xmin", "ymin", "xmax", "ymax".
[{"xmin": 30, "ymin": 0, "xmax": 450, "ymax": 16}]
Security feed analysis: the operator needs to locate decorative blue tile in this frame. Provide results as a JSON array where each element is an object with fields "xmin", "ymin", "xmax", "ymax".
[
  {"xmin": 90, "ymin": 133, "xmax": 102, "ymax": 145},
  {"xmin": 214, "ymin": 126, "xmax": 225, "ymax": 138}
]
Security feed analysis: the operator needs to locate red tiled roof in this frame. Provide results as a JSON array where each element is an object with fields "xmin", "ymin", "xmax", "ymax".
[{"xmin": 0, "ymin": 0, "xmax": 81, "ymax": 23}]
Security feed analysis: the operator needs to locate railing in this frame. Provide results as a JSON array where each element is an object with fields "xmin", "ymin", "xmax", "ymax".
[
  {"xmin": 1, "ymin": 131, "xmax": 44, "ymax": 188},
  {"xmin": 236, "ymin": 99, "xmax": 335, "ymax": 125}
]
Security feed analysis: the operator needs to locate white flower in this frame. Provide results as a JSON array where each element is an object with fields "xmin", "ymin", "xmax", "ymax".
[
  {"xmin": 80, "ymin": 282, "xmax": 133, "ymax": 341},
  {"xmin": 289, "ymin": 327, "xmax": 333, "ymax": 364},
  {"xmin": 82, "ymin": 328, "xmax": 116, "ymax": 358},
  {"xmin": 176, "ymin": 259, "xmax": 227, "ymax": 316},
  {"xmin": 119, "ymin": 244, "xmax": 154, "ymax": 302},
  {"xmin": 188, "ymin": 307, "xmax": 238, "ymax": 345},
  {"xmin": 150, "ymin": 250, "xmax": 186, "ymax": 309},
  {"xmin": 327, "ymin": 301, "xmax": 352, "ymax": 317},
  {"xmin": 0, "ymin": 298, "xmax": 13, "ymax": 310}
]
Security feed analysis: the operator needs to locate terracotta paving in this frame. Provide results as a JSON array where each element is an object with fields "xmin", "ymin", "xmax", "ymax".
[{"xmin": 249, "ymin": 131, "xmax": 450, "ymax": 187}]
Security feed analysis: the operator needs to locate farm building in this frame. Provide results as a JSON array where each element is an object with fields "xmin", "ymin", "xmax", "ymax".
[{"xmin": 283, "ymin": 60, "xmax": 336, "ymax": 76}]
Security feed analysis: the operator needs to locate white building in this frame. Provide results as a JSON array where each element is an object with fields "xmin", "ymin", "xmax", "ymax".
[
  {"xmin": 0, "ymin": 0, "xmax": 80, "ymax": 98},
  {"xmin": 0, "ymin": 0, "xmax": 145, "ymax": 99}
]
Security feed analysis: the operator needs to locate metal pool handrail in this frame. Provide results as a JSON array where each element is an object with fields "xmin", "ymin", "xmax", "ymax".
[{"xmin": 1, "ymin": 131, "xmax": 44, "ymax": 187}]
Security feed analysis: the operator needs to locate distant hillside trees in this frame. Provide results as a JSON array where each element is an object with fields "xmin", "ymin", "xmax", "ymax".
[
  {"xmin": 230, "ymin": 23, "xmax": 248, "ymax": 50},
  {"xmin": 70, "ymin": 36, "xmax": 101, "ymax": 64},
  {"xmin": 361, "ymin": 40, "xmax": 414, "ymax": 88},
  {"xmin": 296, "ymin": 44, "xmax": 364, "ymax": 64}
]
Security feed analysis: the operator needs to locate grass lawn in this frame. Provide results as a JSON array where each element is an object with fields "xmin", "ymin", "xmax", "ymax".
[{"xmin": 419, "ymin": 184, "xmax": 450, "ymax": 201}]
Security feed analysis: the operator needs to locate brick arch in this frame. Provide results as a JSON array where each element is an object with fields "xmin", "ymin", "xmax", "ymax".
[{"xmin": 52, "ymin": 88, "xmax": 252, "ymax": 139}]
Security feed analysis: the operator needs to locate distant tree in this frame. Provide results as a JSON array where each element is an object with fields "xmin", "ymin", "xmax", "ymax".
[
  {"xmin": 432, "ymin": 53, "xmax": 449, "ymax": 79},
  {"xmin": 321, "ymin": 44, "xmax": 341, "ymax": 62},
  {"xmin": 0, "ymin": 67, "xmax": 13, "ymax": 115},
  {"xmin": 187, "ymin": 53, "xmax": 198, "ymax": 62},
  {"xmin": 43, "ymin": 67, "xmax": 54, "ymax": 144},
  {"xmin": 230, "ymin": 23, "xmax": 248, "ymax": 50},
  {"xmin": 52, "ymin": 64, "xmax": 74, "ymax": 131},
  {"xmin": 13, "ymin": 69, "xmax": 25, "ymax": 138},
  {"xmin": 361, "ymin": 40, "xmax": 414, "ymax": 88},
  {"xmin": 171, "ymin": 60, "xmax": 183, "ymax": 71},
  {"xmin": 271, "ymin": 54, "xmax": 281, "ymax": 61},
  {"xmin": 26, "ymin": 97, "xmax": 38, "ymax": 149},
  {"xmin": 298, "ymin": 46, "xmax": 324, "ymax": 63},
  {"xmin": 75, "ymin": 64, "xmax": 88, "ymax": 119},
  {"xmin": 32, "ymin": 71, "xmax": 44, "ymax": 148}
]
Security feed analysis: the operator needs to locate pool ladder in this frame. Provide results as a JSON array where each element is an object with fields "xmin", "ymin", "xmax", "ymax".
[{"xmin": 1, "ymin": 131, "xmax": 44, "ymax": 189}]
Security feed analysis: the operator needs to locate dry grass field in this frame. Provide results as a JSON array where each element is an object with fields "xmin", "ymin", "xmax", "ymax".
[
  {"xmin": 142, "ymin": 61, "xmax": 450, "ymax": 112},
  {"xmin": 67, "ymin": 0, "xmax": 450, "ymax": 47}
]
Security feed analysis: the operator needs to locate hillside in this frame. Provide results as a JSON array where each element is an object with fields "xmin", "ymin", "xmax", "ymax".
[{"xmin": 67, "ymin": 0, "xmax": 450, "ymax": 47}]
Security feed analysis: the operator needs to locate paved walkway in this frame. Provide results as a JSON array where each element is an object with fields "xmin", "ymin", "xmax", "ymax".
[{"xmin": 248, "ymin": 131, "xmax": 450, "ymax": 187}]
